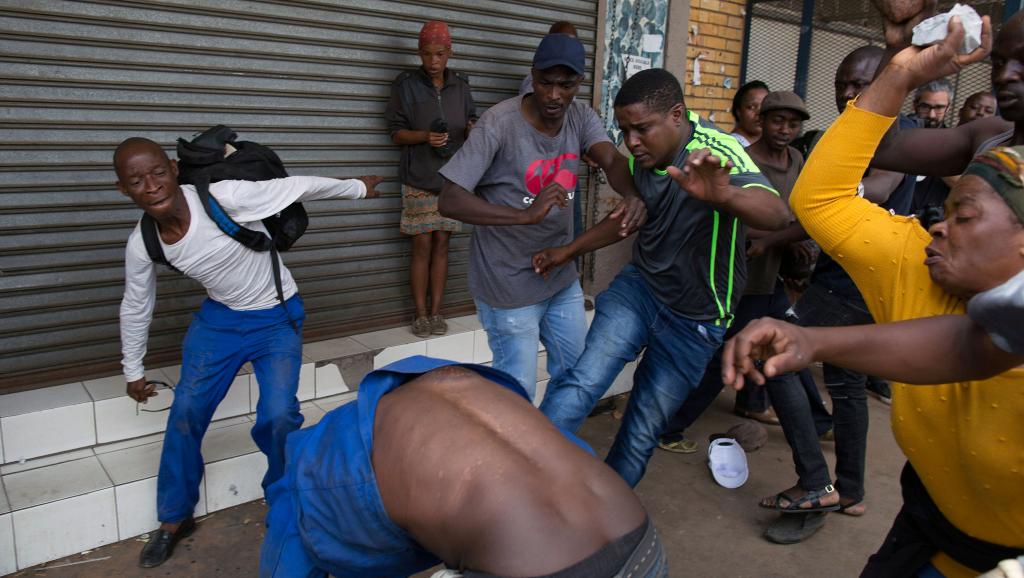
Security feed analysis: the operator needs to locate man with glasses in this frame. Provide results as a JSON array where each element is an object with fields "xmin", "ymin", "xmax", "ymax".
[{"xmin": 911, "ymin": 79, "xmax": 953, "ymax": 128}]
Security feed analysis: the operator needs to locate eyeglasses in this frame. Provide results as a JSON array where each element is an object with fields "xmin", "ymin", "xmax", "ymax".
[{"xmin": 135, "ymin": 380, "xmax": 175, "ymax": 415}]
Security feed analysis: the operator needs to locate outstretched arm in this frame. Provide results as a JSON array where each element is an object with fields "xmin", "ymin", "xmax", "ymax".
[
  {"xmin": 532, "ymin": 213, "xmax": 629, "ymax": 278},
  {"xmin": 223, "ymin": 175, "xmax": 382, "ymax": 222},
  {"xmin": 721, "ymin": 315, "xmax": 1021, "ymax": 389},
  {"xmin": 871, "ymin": 117, "xmax": 1010, "ymax": 176},
  {"xmin": 667, "ymin": 149, "xmax": 789, "ymax": 230}
]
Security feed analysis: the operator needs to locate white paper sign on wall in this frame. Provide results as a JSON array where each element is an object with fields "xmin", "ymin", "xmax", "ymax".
[{"xmin": 624, "ymin": 54, "xmax": 652, "ymax": 79}]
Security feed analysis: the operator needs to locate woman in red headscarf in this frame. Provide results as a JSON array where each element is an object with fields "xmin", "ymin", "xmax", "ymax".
[{"xmin": 385, "ymin": 21, "xmax": 478, "ymax": 337}]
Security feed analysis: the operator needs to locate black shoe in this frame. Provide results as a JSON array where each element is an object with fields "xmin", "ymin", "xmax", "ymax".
[
  {"xmin": 866, "ymin": 377, "xmax": 892, "ymax": 405},
  {"xmin": 139, "ymin": 517, "xmax": 196, "ymax": 568}
]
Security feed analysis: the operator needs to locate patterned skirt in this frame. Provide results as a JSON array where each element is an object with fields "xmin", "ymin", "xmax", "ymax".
[{"xmin": 400, "ymin": 185, "xmax": 463, "ymax": 236}]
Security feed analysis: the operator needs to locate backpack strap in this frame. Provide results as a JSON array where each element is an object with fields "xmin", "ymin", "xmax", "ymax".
[
  {"xmin": 268, "ymin": 244, "xmax": 298, "ymax": 333},
  {"xmin": 193, "ymin": 176, "xmax": 272, "ymax": 252},
  {"xmin": 140, "ymin": 214, "xmax": 180, "ymax": 273}
]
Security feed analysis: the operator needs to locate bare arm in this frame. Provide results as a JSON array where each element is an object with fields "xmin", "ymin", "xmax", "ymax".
[
  {"xmin": 533, "ymin": 213, "xmax": 628, "ymax": 277},
  {"xmin": 587, "ymin": 141, "xmax": 648, "ymax": 235},
  {"xmin": 392, "ymin": 130, "xmax": 427, "ymax": 146},
  {"xmin": 746, "ymin": 222, "xmax": 809, "ymax": 258},
  {"xmin": 860, "ymin": 167, "xmax": 904, "ymax": 204},
  {"xmin": 872, "ymin": 119, "xmax": 1008, "ymax": 176},
  {"xmin": 722, "ymin": 315, "xmax": 1021, "ymax": 388},
  {"xmin": 869, "ymin": 1, "xmax": 1007, "ymax": 176},
  {"xmin": 438, "ymin": 180, "xmax": 567, "ymax": 226}
]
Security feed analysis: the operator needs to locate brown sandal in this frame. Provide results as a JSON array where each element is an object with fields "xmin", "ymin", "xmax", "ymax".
[{"xmin": 761, "ymin": 485, "xmax": 840, "ymax": 514}]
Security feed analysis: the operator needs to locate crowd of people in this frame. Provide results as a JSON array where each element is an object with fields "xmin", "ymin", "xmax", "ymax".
[{"xmin": 112, "ymin": 4, "xmax": 1022, "ymax": 578}]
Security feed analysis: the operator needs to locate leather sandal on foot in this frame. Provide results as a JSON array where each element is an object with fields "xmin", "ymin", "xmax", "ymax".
[
  {"xmin": 139, "ymin": 516, "xmax": 196, "ymax": 568},
  {"xmin": 761, "ymin": 485, "xmax": 840, "ymax": 514}
]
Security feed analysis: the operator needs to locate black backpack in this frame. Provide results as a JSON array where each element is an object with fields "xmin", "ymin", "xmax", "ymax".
[{"xmin": 140, "ymin": 125, "xmax": 308, "ymax": 330}]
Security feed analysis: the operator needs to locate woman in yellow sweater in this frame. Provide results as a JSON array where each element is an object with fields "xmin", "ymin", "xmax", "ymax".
[{"xmin": 738, "ymin": 16, "xmax": 1023, "ymax": 578}]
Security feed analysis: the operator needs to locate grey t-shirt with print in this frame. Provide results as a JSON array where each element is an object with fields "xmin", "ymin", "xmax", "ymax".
[{"xmin": 439, "ymin": 95, "xmax": 610, "ymax": 308}]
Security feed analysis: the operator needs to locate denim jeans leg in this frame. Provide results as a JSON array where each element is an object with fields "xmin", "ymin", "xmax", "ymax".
[
  {"xmin": 475, "ymin": 299, "xmax": 543, "ymax": 399},
  {"xmin": 540, "ymin": 267, "xmax": 654, "ymax": 433},
  {"xmin": 661, "ymin": 356, "xmax": 724, "ymax": 435},
  {"xmin": 825, "ymin": 363, "xmax": 869, "ymax": 502},
  {"xmin": 606, "ymin": 314, "xmax": 725, "ymax": 487},
  {"xmin": 538, "ymin": 280, "xmax": 587, "ymax": 385}
]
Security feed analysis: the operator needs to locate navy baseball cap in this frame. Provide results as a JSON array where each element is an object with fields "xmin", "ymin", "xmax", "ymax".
[{"xmin": 532, "ymin": 33, "xmax": 586, "ymax": 75}]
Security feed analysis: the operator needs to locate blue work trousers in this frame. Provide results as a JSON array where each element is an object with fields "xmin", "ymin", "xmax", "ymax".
[{"xmin": 157, "ymin": 296, "xmax": 305, "ymax": 523}]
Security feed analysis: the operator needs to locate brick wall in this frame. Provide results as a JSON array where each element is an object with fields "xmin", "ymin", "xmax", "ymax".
[{"xmin": 684, "ymin": 0, "xmax": 746, "ymax": 127}]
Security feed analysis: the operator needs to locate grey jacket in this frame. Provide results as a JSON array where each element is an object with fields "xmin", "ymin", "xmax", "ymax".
[{"xmin": 385, "ymin": 68, "xmax": 477, "ymax": 192}]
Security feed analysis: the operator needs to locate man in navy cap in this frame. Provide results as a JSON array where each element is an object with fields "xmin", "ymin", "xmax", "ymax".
[{"xmin": 439, "ymin": 34, "xmax": 646, "ymax": 399}]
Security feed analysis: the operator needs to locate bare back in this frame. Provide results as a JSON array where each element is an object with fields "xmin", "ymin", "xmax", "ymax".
[{"xmin": 371, "ymin": 366, "xmax": 646, "ymax": 576}]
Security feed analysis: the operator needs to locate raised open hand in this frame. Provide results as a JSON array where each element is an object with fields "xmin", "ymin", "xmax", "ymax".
[{"xmin": 665, "ymin": 148, "xmax": 734, "ymax": 205}]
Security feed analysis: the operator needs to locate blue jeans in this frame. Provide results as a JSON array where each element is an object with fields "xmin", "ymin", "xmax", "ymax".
[
  {"xmin": 540, "ymin": 266, "xmax": 726, "ymax": 486},
  {"xmin": 157, "ymin": 296, "xmax": 305, "ymax": 523},
  {"xmin": 475, "ymin": 280, "xmax": 587, "ymax": 400}
]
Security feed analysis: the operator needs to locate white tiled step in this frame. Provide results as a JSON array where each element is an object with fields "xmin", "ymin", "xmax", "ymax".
[
  {"xmin": 0, "ymin": 308, "xmax": 616, "ymax": 575},
  {"xmin": 0, "ymin": 316, "xmax": 489, "ymax": 466},
  {"xmin": 0, "ymin": 398, "xmax": 344, "ymax": 575}
]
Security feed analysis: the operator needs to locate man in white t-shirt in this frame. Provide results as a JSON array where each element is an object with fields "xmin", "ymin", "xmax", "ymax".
[{"xmin": 114, "ymin": 137, "xmax": 381, "ymax": 568}]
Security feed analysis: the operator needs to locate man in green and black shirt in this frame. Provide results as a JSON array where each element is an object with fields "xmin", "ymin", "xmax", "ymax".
[{"xmin": 536, "ymin": 69, "xmax": 788, "ymax": 486}]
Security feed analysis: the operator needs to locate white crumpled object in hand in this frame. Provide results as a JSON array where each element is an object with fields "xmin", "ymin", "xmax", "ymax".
[{"xmin": 911, "ymin": 3, "xmax": 983, "ymax": 54}]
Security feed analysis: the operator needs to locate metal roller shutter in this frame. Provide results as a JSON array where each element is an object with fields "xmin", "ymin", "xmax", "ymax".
[{"xmin": 0, "ymin": 0, "xmax": 599, "ymax": 391}]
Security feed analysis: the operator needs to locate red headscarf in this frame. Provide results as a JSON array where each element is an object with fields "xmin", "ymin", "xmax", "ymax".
[{"xmin": 418, "ymin": 20, "xmax": 451, "ymax": 49}]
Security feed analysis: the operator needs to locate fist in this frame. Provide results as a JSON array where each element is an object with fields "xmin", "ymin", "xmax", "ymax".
[{"xmin": 872, "ymin": 0, "xmax": 925, "ymax": 22}]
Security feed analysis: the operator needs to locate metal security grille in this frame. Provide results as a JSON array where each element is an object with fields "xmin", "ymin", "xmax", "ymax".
[
  {"xmin": 0, "ymin": 0, "xmax": 598, "ymax": 391},
  {"xmin": 743, "ymin": 0, "xmax": 1005, "ymax": 132}
]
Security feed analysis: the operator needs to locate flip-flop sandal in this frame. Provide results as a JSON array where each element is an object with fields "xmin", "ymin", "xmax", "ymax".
[
  {"xmin": 761, "ymin": 485, "xmax": 840, "ymax": 514},
  {"xmin": 763, "ymin": 512, "xmax": 828, "ymax": 545}
]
